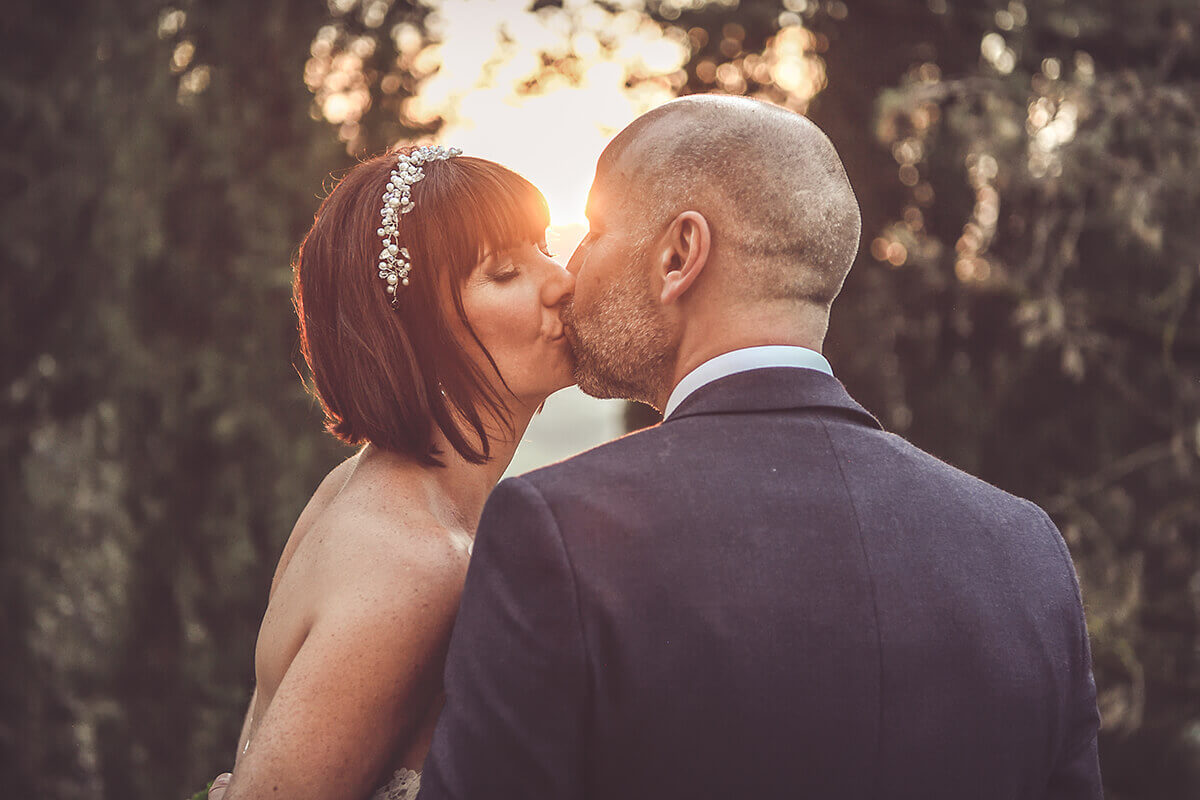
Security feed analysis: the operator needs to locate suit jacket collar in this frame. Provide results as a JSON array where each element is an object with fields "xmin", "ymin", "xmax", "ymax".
[{"xmin": 665, "ymin": 367, "xmax": 883, "ymax": 430}]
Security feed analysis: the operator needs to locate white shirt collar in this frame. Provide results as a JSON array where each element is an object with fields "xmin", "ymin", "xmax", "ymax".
[{"xmin": 662, "ymin": 345, "xmax": 833, "ymax": 420}]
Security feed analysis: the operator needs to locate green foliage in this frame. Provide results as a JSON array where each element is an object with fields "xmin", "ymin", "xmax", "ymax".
[{"xmin": 1, "ymin": 1, "xmax": 352, "ymax": 796}]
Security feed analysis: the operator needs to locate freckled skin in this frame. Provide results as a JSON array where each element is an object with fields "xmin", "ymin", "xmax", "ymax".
[
  {"xmin": 218, "ymin": 240, "xmax": 575, "ymax": 800},
  {"xmin": 228, "ymin": 452, "xmax": 471, "ymax": 800}
]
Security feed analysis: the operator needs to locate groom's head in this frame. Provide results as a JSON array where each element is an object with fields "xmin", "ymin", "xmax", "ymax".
[{"xmin": 562, "ymin": 94, "xmax": 861, "ymax": 410}]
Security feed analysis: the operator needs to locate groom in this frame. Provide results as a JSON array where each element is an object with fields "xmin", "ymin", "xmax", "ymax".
[{"xmin": 419, "ymin": 96, "xmax": 1102, "ymax": 799}]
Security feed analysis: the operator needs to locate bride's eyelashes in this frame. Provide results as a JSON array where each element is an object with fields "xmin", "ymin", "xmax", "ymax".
[
  {"xmin": 489, "ymin": 263, "xmax": 520, "ymax": 282},
  {"xmin": 483, "ymin": 241, "xmax": 555, "ymax": 283}
]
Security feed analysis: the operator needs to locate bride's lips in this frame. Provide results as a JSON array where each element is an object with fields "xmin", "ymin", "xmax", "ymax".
[
  {"xmin": 548, "ymin": 311, "xmax": 572, "ymax": 342},
  {"xmin": 551, "ymin": 324, "xmax": 578, "ymax": 357}
]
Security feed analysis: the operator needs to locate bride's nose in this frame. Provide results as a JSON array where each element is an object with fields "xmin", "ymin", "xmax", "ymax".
[{"xmin": 540, "ymin": 260, "xmax": 575, "ymax": 308}]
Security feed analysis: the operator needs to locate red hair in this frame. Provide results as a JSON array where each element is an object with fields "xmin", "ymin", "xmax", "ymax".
[{"xmin": 294, "ymin": 148, "xmax": 550, "ymax": 465}]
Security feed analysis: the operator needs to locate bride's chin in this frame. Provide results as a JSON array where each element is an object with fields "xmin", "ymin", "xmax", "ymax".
[
  {"xmin": 535, "ymin": 372, "xmax": 578, "ymax": 405},
  {"xmin": 539, "ymin": 376, "xmax": 577, "ymax": 402},
  {"xmin": 553, "ymin": 360, "xmax": 578, "ymax": 393},
  {"xmin": 522, "ymin": 348, "xmax": 577, "ymax": 403},
  {"xmin": 513, "ymin": 374, "xmax": 575, "ymax": 413},
  {"xmin": 540, "ymin": 351, "xmax": 578, "ymax": 394}
]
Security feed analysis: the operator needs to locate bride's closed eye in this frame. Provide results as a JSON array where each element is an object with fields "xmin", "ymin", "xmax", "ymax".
[{"xmin": 490, "ymin": 261, "xmax": 520, "ymax": 282}]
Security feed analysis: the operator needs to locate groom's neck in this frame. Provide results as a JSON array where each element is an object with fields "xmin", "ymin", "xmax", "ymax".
[{"xmin": 657, "ymin": 301, "xmax": 829, "ymax": 409}]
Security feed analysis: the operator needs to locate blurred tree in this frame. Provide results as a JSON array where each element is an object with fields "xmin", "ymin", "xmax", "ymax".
[{"xmin": 1, "ymin": 0, "xmax": 354, "ymax": 796}]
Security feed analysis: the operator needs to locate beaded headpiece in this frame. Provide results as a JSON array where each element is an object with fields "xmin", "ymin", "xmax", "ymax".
[{"xmin": 376, "ymin": 145, "xmax": 463, "ymax": 306}]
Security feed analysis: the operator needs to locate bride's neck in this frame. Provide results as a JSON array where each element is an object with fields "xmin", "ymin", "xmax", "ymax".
[
  {"xmin": 364, "ymin": 403, "xmax": 535, "ymax": 536},
  {"xmin": 432, "ymin": 406, "xmax": 533, "ymax": 532}
]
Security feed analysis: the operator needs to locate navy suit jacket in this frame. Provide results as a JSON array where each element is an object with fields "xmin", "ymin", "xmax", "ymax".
[{"xmin": 420, "ymin": 368, "xmax": 1102, "ymax": 799}]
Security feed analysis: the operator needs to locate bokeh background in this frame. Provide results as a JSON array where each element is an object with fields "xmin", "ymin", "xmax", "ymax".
[{"xmin": 3, "ymin": 1, "xmax": 1199, "ymax": 797}]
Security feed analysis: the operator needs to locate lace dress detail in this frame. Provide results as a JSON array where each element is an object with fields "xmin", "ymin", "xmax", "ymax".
[{"xmin": 370, "ymin": 767, "xmax": 421, "ymax": 800}]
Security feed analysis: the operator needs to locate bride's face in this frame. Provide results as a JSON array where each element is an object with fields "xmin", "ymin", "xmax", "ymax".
[{"xmin": 458, "ymin": 239, "xmax": 576, "ymax": 409}]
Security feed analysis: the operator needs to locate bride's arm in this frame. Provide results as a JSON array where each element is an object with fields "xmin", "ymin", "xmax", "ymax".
[{"xmin": 222, "ymin": 534, "xmax": 466, "ymax": 800}]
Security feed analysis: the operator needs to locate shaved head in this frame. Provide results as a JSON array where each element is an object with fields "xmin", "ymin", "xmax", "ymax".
[
  {"xmin": 565, "ymin": 95, "xmax": 862, "ymax": 408},
  {"xmin": 595, "ymin": 95, "xmax": 861, "ymax": 307}
]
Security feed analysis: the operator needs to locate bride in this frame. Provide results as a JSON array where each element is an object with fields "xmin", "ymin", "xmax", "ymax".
[{"xmin": 208, "ymin": 145, "xmax": 575, "ymax": 800}]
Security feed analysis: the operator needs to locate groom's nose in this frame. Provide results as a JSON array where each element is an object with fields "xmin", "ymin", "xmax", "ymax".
[{"xmin": 565, "ymin": 242, "xmax": 585, "ymax": 276}]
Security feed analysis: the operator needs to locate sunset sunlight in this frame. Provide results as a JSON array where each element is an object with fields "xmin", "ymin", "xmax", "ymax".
[
  {"xmin": 306, "ymin": 0, "xmax": 827, "ymax": 251},
  {"xmin": 406, "ymin": 0, "xmax": 689, "ymax": 237}
]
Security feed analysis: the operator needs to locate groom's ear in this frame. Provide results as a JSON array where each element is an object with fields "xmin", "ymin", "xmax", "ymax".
[{"xmin": 658, "ymin": 211, "xmax": 711, "ymax": 305}]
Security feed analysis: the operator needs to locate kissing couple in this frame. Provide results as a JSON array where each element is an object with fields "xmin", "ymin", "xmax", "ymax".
[{"xmin": 209, "ymin": 96, "xmax": 1102, "ymax": 800}]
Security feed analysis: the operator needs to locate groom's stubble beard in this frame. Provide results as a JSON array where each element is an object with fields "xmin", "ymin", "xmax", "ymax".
[{"xmin": 562, "ymin": 245, "xmax": 674, "ymax": 409}]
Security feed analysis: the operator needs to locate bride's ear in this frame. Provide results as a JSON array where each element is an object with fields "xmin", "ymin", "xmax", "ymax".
[{"xmin": 658, "ymin": 210, "xmax": 711, "ymax": 305}]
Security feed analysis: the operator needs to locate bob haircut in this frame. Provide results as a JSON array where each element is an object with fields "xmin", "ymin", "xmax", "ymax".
[{"xmin": 294, "ymin": 147, "xmax": 550, "ymax": 465}]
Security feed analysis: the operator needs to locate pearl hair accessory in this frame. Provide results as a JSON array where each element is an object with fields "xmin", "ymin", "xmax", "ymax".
[{"xmin": 377, "ymin": 145, "xmax": 463, "ymax": 306}]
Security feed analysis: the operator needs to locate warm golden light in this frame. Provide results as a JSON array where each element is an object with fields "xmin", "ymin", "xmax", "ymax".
[
  {"xmin": 410, "ymin": 0, "xmax": 689, "ymax": 228},
  {"xmin": 306, "ymin": 1, "xmax": 831, "ymax": 251}
]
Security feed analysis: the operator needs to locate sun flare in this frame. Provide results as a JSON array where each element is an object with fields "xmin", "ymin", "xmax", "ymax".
[
  {"xmin": 308, "ymin": 0, "xmax": 829, "ymax": 259},
  {"xmin": 411, "ymin": 1, "xmax": 689, "ymax": 231}
]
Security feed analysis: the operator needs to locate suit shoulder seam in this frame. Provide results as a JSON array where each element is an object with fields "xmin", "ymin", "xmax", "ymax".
[{"xmin": 816, "ymin": 418, "xmax": 884, "ymax": 790}]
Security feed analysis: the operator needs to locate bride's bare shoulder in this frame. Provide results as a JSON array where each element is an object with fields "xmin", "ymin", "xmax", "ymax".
[
  {"xmin": 267, "ymin": 453, "xmax": 363, "ymax": 597},
  {"xmin": 279, "ymin": 453, "xmax": 470, "ymax": 602},
  {"xmin": 253, "ymin": 454, "xmax": 468, "ymax": 702}
]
